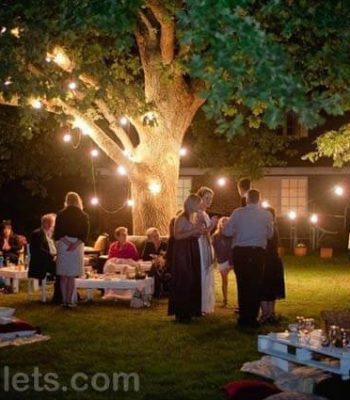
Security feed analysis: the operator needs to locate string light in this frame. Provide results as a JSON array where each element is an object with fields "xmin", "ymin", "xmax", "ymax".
[
  {"xmin": 1, "ymin": 27, "xmax": 6, "ymax": 34},
  {"xmin": 63, "ymin": 133, "xmax": 72, "ymax": 143},
  {"xmin": 117, "ymin": 165, "xmax": 127, "ymax": 176},
  {"xmin": 4, "ymin": 78, "xmax": 12, "ymax": 86},
  {"xmin": 288, "ymin": 210, "xmax": 297, "ymax": 220},
  {"xmin": 127, "ymin": 199, "xmax": 135, "ymax": 207},
  {"xmin": 45, "ymin": 55, "xmax": 52, "ymax": 63},
  {"xmin": 179, "ymin": 147, "xmax": 187, "ymax": 157},
  {"xmin": 31, "ymin": 99, "xmax": 42, "ymax": 109},
  {"xmin": 10, "ymin": 27, "xmax": 20, "ymax": 38},
  {"xmin": 334, "ymin": 185, "xmax": 344, "ymax": 196},
  {"xmin": 53, "ymin": 51, "xmax": 69, "ymax": 67},
  {"xmin": 68, "ymin": 81, "xmax": 77, "ymax": 90},
  {"xmin": 90, "ymin": 197, "xmax": 99, "ymax": 206},
  {"xmin": 73, "ymin": 116, "xmax": 93, "ymax": 136},
  {"xmin": 119, "ymin": 116, "xmax": 128, "ymax": 126},
  {"xmin": 262, "ymin": 200, "xmax": 269, "ymax": 208},
  {"xmin": 217, "ymin": 177, "xmax": 226, "ymax": 187},
  {"xmin": 90, "ymin": 149, "xmax": 99, "ymax": 157},
  {"xmin": 148, "ymin": 181, "xmax": 161, "ymax": 194},
  {"xmin": 310, "ymin": 214, "xmax": 318, "ymax": 224}
]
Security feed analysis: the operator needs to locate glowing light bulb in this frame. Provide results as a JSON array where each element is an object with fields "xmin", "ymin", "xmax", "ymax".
[
  {"xmin": 288, "ymin": 210, "xmax": 297, "ymax": 220},
  {"xmin": 10, "ymin": 27, "xmax": 20, "ymax": 38},
  {"xmin": 310, "ymin": 214, "xmax": 318, "ymax": 224},
  {"xmin": 90, "ymin": 149, "xmax": 99, "ymax": 157},
  {"xmin": 31, "ymin": 99, "xmax": 42, "ymax": 109},
  {"xmin": 4, "ymin": 78, "xmax": 12, "ymax": 86},
  {"xmin": 334, "ymin": 185, "xmax": 344, "ymax": 196},
  {"xmin": 1, "ymin": 27, "xmax": 6, "ymax": 34},
  {"xmin": 68, "ymin": 81, "xmax": 77, "ymax": 90},
  {"xmin": 73, "ymin": 117, "xmax": 93, "ymax": 136},
  {"xmin": 117, "ymin": 165, "xmax": 127, "ymax": 176},
  {"xmin": 120, "ymin": 116, "xmax": 128, "ymax": 126},
  {"xmin": 179, "ymin": 147, "xmax": 187, "ymax": 157},
  {"xmin": 53, "ymin": 52, "xmax": 67, "ymax": 66},
  {"xmin": 45, "ymin": 55, "xmax": 52, "ymax": 63},
  {"xmin": 127, "ymin": 199, "xmax": 135, "ymax": 207},
  {"xmin": 217, "ymin": 177, "xmax": 226, "ymax": 187},
  {"xmin": 262, "ymin": 201, "xmax": 269, "ymax": 208},
  {"xmin": 63, "ymin": 133, "xmax": 72, "ymax": 143},
  {"xmin": 148, "ymin": 181, "xmax": 161, "ymax": 194},
  {"xmin": 90, "ymin": 197, "xmax": 99, "ymax": 206}
]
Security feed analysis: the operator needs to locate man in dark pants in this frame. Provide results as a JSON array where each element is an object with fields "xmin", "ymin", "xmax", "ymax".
[
  {"xmin": 224, "ymin": 189, "xmax": 273, "ymax": 328},
  {"xmin": 28, "ymin": 213, "xmax": 62, "ymax": 304}
]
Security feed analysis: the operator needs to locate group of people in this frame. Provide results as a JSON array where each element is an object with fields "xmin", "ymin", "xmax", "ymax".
[
  {"xmin": 168, "ymin": 181, "xmax": 285, "ymax": 327},
  {"xmin": 1, "ymin": 180, "xmax": 285, "ymax": 325}
]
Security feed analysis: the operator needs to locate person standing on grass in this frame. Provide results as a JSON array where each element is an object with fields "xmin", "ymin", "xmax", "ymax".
[
  {"xmin": 212, "ymin": 217, "xmax": 233, "ymax": 308},
  {"xmin": 168, "ymin": 194, "xmax": 203, "ymax": 323},
  {"xmin": 54, "ymin": 192, "xmax": 89, "ymax": 308},
  {"xmin": 259, "ymin": 207, "xmax": 286, "ymax": 323},
  {"xmin": 196, "ymin": 186, "xmax": 218, "ymax": 315},
  {"xmin": 223, "ymin": 189, "xmax": 273, "ymax": 328}
]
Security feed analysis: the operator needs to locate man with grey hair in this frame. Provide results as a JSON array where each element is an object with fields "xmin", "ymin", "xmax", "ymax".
[
  {"xmin": 223, "ymin": 189, "xmax": 273, "ymax": 328},
  {"xmin": 28, "ymin": 213, "xmax": 61, "ymax": 304}
]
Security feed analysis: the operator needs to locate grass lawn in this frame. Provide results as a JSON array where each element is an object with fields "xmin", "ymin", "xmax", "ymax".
[{"xmin": 0, "ymin": 254, "xmax": 350, "ymax": 399}]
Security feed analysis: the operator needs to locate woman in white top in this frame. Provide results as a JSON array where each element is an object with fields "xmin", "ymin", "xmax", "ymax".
[{"xmin": 196, "ymin": 186, "xmax": 218, "ymax": 314}]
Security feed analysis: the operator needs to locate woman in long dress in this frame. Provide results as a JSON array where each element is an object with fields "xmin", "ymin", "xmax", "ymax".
[
  {"xmin": 54, "ymin": 192, "xmax": 89, "ymax": 308},
  {"xmin": 196, "ymin": 187, "xmax": 218, "ymax": 314},
  {"xmin": 168, "ymin": 194, "xmax": 203, "ymax": 323}
]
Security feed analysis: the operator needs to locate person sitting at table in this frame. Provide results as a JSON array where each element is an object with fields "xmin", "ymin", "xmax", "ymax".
[
  {"xmin": 28, "ymin": 213, "xmax": 62, "ymax": 304},
  {"xmin": 0, "ymin": 220, "xmax": 22, "ymax": 265},
  {"xmin": 142, "ymin": 227, "xmax": 168, "ymax": 261},
  {"xmin": 108, "ymin": 226, "xmax": 139, "ymax": 262}
]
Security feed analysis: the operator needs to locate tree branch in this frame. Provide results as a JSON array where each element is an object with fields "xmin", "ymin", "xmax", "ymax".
[
  {"xmin": 138, "ymin": 10, "xmax": 157, "ymax": 46},
  {"xmin": 56, "ymin": 99, "xmax": 135, "ymax": 170},
  {"xmin": 146, "ymin": 0, "xmax": 175, "ymax": 65},
  {"xmin": 94, "ymin": 99, "xmax": 135, "ymax": 155}
]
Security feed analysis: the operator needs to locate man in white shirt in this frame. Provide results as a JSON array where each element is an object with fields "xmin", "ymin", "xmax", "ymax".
[{"xmin": 223, "ymin": 189, "xmax": 273, "ymax": 328}]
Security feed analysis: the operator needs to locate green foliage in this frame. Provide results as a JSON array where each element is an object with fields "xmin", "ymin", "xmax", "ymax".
[
  {"xmin": 1, "ymin": 0, "xmax": 350, "ymax": 171},
  {"xmin": 190, "ymin": 110, "xmax": 291, "ymax": 178},
  {"xmin": 178, "ymin": 0, "xmax": 350, "ymax": 136},
  {"xmin": 304, "ymin": 123, "xmax": 350, "ymax": 167}
]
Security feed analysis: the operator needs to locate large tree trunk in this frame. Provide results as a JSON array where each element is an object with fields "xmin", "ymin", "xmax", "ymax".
[{"xmin": 130, "ymin": 144, "xmax": 180, "ymax": 235}]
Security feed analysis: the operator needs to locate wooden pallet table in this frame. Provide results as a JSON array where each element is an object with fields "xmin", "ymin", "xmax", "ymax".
[{"xmin": 258, "ymin": 331, "xmax": 350, "ymax": 380}]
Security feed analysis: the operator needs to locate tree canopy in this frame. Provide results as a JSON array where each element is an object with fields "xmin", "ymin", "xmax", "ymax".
[
  {"xmin": 1, "ymin": 0, "xmax": 350, "ymax": 232},
  {"xmin": 1, "ymin": 1, "xmax": 350, "ymax": 159}
]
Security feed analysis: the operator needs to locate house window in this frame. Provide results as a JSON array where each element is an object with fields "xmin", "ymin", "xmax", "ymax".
[
  {"xmin": 253, "ymin": 177, "xmax": 281, "ymax": 215},
  {"xmin": 177, "ymin": 177, "xmax": 192, "ymax": 209},
  {"xmin": 281, "ymin": 178, "xmax": 308, "ymax": 216}
]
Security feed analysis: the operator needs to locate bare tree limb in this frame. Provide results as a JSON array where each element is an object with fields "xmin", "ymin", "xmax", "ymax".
[
  {"xmin": 94, "ymin": 99, "xmax": 135, "ymax": 155},
  {"xmin": 56, "ymin": 99, "xmax": 135, "ymax": 171},
  {"xmin": 146, "ymin": 0, "xmax": 175, "ymax": 65},
  {"xmin": 138, "ymin": 10, "xmax": 157, "ymax": 46}
]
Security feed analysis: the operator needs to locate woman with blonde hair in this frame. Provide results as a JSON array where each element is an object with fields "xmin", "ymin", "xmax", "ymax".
[
  {"xmin": 168, "ymin": 194, "xmax": 204, "ymax": 323},
  {"xmin": 142, "ymin": 227, "xmax": 167, "ymax": 261},
  {"xmin": 54, "ymin": 192, "xmax": 89, "ymax": 308},
  {"xmin": 196, "ymin": 186, "xmax": 217, "ymax": 314}
]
